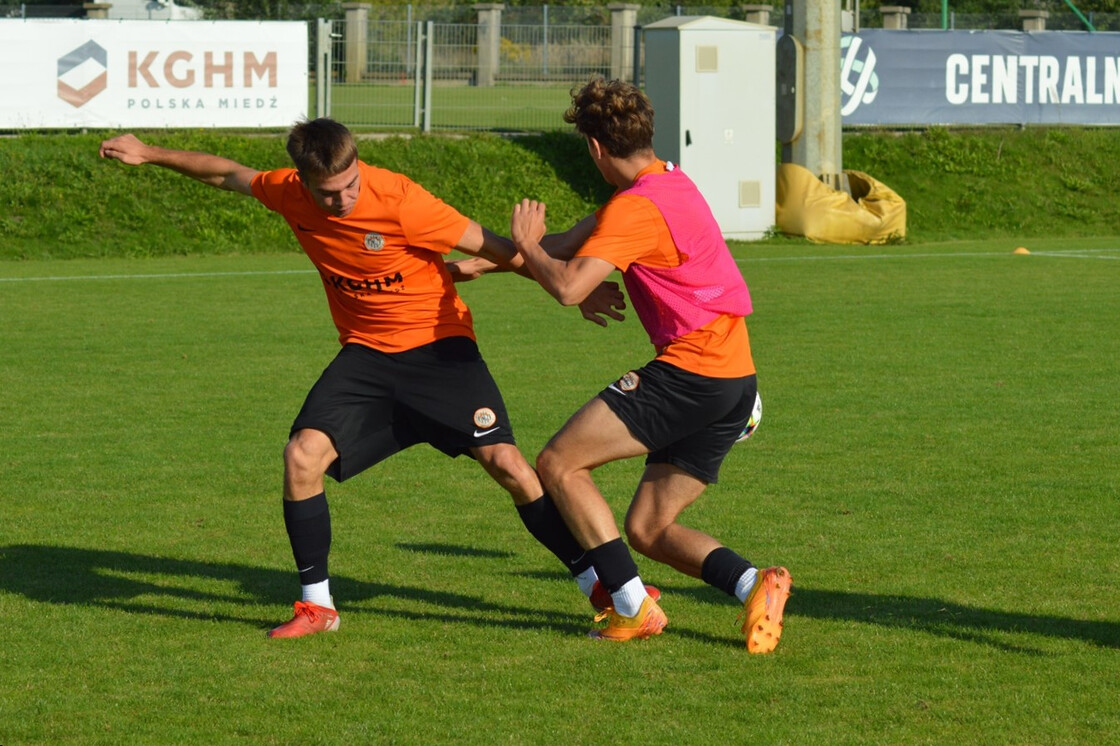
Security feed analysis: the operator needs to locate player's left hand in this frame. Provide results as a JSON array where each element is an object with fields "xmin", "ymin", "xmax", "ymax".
[
  {"xmin": 578, "ymin": 280, "xmax": 626, "ymax": 326},
  {"xmin": 511, "ymin": 199, "xmax": 547, "ymax": 250},
  {"xmin": 446, "ymin": 257, "xmax": 490, "ymax": 282}
]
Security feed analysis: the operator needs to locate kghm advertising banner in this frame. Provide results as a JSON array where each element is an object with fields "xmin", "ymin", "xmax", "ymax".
[
  {"xmin": 0, "ymin": 20, "xmax": 308, "ymax": 128},
  {"xmin": 841, "ymin": 30, "xmax": 1120, "ymax": 125}
]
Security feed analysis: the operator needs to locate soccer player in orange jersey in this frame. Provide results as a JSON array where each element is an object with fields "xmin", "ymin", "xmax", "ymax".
[
  {"xmin": 99, "ymin": 119, "xmax": 625, "ymax": 638},
  {"xmin": 457, "ymin": 78, "xmax": 791, "ymax": 650}
]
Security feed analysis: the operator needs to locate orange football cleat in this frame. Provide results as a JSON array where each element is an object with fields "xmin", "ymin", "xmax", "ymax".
[
  {"xmin": 589, "ymin": 580, "xmax": 661, "ymax": 613},
  {"xmin": 267, "ymin": 601, "xmax": 340, "ymax": 639},
  {"xmin": 739, "ymin": 566, "xmax": 792, "ymax": 654},
  {"xmin": 589, "ymin": 595, "xmax": 668, "ymax": 641}
]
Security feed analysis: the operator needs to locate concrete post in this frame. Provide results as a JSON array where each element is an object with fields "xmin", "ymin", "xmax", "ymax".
[
  {"xmin": 474, "ymin": 3, "xmax": 504, "ymax": 87},
  {"xmin": 741, "ymin": 4, "xmax": 773, "ymax": 25},
  {"xmin": 342, "ymin": 2, "xmax": 370, "ymax": 84},
  {"xmin": 1019, "ymin": 9, "xmax": 1049, "ymax": 30},
  {"xmin": 791, "ymin": 0, "xmax": 844, "ymax": 188},
  {"xmin": 83, "ymin": 3, "xmax": 112, "ymax": 19},
  {"xmin": 880, "ymin": 6, "xmax": 911, "ymax": 29},
  {"xmin": 608, "ymin": 3, "xmax": 640, "ymax": 82}
]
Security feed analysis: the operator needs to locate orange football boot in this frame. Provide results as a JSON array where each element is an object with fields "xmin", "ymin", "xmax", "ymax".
[
  {"xmin": 267, "ymin": 601, "xmax": 340, "ymax": 639},
  {"xmin": 739, "ymin": 567, "xmax": 792, "ymax": 654}
]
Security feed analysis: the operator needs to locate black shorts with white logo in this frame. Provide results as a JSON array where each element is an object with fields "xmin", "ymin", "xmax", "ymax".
[
  {"xmin": 597, "ymin": 359, "xmax": 756, "ymax": 485},
  {"xmin": 291, "ymin": 337, "xmax": 516, "ymax": 482}
]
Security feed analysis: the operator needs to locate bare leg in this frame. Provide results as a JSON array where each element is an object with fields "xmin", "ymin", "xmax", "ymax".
[
  {"xmin": 471, "ymin": 442, "xmax": 542, "ymax": 505},
  {"xmin": 535, "ymin": 397, "xmax": 650, "ymax": 549},
  {"xmin": 624, "ymin": 462, "xmax": 718, "ymax": 578}
]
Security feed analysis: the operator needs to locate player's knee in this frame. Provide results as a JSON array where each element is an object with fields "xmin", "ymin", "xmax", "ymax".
[
  {"xmin": 534, "ymin": 447, "xmax": 565, "ymax": 491},
  {"xmin": 478, "ymin": 443, "xmax": 530, "ymax": 480},
  {"xmin": 284, "ymin": 431, "xmax": 332, "ymax": 479},
  {"xmin": 624, "ymin": 516, "xmax": 657, "ymax": 557}
]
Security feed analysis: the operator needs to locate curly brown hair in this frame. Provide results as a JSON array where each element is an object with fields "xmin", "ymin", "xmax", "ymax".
[
  {"xmin": 563, "ymin": 76, "xmax": 654, "ymax": 159},
  {"xmin": 286, "ymin": 118, "xmax": 359, "ymax": 177}
]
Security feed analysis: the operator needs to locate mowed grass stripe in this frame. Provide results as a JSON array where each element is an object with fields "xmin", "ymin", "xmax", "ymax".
[{"xmin": 1, "ymin": 245, "xmax": 1118, "ymax": 745}]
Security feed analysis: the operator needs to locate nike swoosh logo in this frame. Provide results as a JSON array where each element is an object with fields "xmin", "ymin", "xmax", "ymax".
[
  {"xmin": 473, "ymin": 427, "xmax": 500, "ymax": 437},
  {"xmin": 297, "ymin": 224, "xmax": 315, "ymax": 232},
  {"xmin": 298, "ymin": 566, "xmax": 315, "ymax": 573},
  {"xmin": 607, "ymin": 383, "xmax": 627, "ymax": 396}
]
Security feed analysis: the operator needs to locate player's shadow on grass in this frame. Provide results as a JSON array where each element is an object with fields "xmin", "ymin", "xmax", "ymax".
[
  {"xmin": 0, "ymin": 543, "xmax": 589, "ymax": 637},
  {"xmin": 669, "ymin": 584, "xmax": 1120, "ymax": 652},
  {"xmin": 9, "ymin": 543, "xmax": 1110, "ymax": 651}
]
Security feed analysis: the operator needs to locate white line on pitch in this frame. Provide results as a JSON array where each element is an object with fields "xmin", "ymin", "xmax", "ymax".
[
  {"xmin": 2, "ymin": 248, "xmax": 1117, "ymax": 283},
  {"xmin": 0, "ymin": 269, "xmax": 317, "ymax": 283},
  {"xmin": 1030, "ymin": 251, "xmax": 1120, "ymax": 260},
  {"xmin": 735, "ymin": 248, "xmax": 1120, "ymax": 263}
]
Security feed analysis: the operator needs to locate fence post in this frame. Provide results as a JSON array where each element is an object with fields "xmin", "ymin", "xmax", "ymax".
[
  {"xmin": 879, "ymin": 5, "xmax": 910, "ymax": 29},
  {"xmin": 413, "ymin": 20, "xmax": 424, "ymax": 128},
  {"xmin": 473, "ymin": 3, "xmax": 505, "ymax": 87},
  {"xmin": 608, "ymin": 3, "xmax": 640, "ymax": 82},
  {"xmin": 315, "ymin": 19, "xmax": 334, "ymax": 118},
  {"xmin": 82, "ymin": 3, "xmax": 111, "ymax": 19},
  {"xmin": 543, "ymin": 4, "xmax": 549, "ymax": 77},
  {"xmin": 1018, "ymin": 9, "xmax": 1049, "ymax": 30},
  {"xmin": 342, "ymin": 2, "xmax": 370, "ymax": 83},
  {"xmin": 740, "ymin": 4, "xmax": 773, "ymax": 24},
  {"xmin": 423, "ymin": 21, "xmax": 434, "ymax": 131},
  {"xmin": 632, "ymin": 25, "xmax": 643, "ymax": 86}
]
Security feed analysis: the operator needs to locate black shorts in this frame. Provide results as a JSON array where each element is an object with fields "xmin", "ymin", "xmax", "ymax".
[
  {"xmin": 291, "ymin": 338, "xmax": 517, "ymax": 482},
  {"xmin": 597, "ymin": 359, "xmax": 756, "ymax": 484}
]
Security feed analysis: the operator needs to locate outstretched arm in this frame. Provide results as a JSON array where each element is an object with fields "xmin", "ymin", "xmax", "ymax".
[
  {"xmin": 448, "ymin": 210, "xmax": 600, "ymax": 281},
  {"xmin": 99, "ymin": 133, "xmax": 258, "ymax": 195},
  {"xmin": 510, "ymin": 199, "xmax": 616, "ymax": 307},
  {"xmin": 539, "ymin": 213, "xmax": 597, "ymax": 261},
  {"xmin": 452, "ymin": 221, "xmax": 532, "ymax": 278}
]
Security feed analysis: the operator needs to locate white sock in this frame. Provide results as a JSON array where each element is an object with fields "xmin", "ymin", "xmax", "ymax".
[
  {"xmin": 301, "ymin": 580, "xmax": 333, "ymax": 608},
  {"xmin": 575, "ymin": 567, "xmax": 600, "ymax": 597},
  {"xmin": 734, "ymin": 567, "xmax": 760, "ymax": 604},
  {"xmin": 610, "ymin": 577, "xmax": 649, "ymax": 617}
]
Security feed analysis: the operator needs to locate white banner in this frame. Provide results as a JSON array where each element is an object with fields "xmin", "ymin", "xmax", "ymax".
[{"xmin": 0, "ymin": 20, "xmax": 308, "ymax": 129}]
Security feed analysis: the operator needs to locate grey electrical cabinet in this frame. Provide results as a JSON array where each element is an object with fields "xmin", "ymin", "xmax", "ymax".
[{"xmin": 644, "ymin": 16, "xmax": 776, "ymax": 240}]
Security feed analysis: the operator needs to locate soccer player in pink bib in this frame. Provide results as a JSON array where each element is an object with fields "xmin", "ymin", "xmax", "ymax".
[{"xmin": 485, "ymin": 77, "xmax": 792, "ymax": 650}]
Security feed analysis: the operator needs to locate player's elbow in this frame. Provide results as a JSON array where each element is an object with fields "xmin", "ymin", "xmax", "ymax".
[{"xmin": 553, "ymin": 285, "xmax": 588, "ymax": 307}]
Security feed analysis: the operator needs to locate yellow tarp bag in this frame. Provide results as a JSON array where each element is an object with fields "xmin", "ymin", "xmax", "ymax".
[{"xmin": 775, "ymin": 162, "xmax": 906, "ymax": 244}]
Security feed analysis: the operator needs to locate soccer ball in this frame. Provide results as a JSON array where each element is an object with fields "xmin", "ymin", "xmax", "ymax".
[{"xmin": 736, "ymin": 391, "xmax": 763, "ymax": 442}]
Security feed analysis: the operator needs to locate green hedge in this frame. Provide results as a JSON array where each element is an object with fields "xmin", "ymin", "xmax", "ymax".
[{"xmin": 2, "ymin": 126, "xmax": 1120, "ymax": 260}]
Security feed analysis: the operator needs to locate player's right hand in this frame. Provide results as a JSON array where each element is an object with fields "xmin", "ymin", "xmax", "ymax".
[{"xmin": 98, "ymin": 133, "xmax": 149, "ymax": 165}]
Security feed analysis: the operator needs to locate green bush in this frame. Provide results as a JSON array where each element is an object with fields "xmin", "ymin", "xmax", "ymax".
[{"xmin": 3, "ymin": 126, "xmax": 1120, "ymax": 260}]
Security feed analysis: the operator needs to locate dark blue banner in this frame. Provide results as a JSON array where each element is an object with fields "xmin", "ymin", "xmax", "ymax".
[{"xmin": 840, "ymin": 30, "xmax": 1120, "ymax": 125}]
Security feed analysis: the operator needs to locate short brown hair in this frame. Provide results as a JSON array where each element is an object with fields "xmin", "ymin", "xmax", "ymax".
[
  {"xmin": 286, "ymin": 118, "xmax": 359, "ymax": 177},
  {"xmin": 563, "ymin": 76, "xmax": 654, "ymax": 159}
]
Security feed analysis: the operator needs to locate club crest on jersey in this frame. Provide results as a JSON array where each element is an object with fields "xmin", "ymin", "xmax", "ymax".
[
  {"xmin": 618, "ymin": 371, "xmax": 640, "ymax": 392},
  {"xmin": 364, "ymin": 232, "xmax": 385, "ymax": 251},
  {"xmin": 473, "ymin": 407, "xmax": 497, "ymax": 428}
]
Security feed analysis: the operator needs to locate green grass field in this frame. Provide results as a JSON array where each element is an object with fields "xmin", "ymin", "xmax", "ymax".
[
  {"xmin": 2, "ymin": 238, "xmax": 1118, "ymax": 744},
  {"xmin": 317, "ymin": 82, "xmax": 577, "ymax": 130}
]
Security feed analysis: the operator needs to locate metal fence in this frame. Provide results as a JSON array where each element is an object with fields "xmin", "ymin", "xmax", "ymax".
[
  {"xmin": 858, "ymin": 10, "xmax": 1120, "ymax": 30},
  {"xmin": 316, "ymin": 17, "xmax": 617, "ymax": 131}
]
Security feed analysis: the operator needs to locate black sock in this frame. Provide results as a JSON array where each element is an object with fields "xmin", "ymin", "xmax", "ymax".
[
  {"xmin": 701, "ymin": 546, "xmax": 753, "ymax": 598},
  {"xmin": 516, "ymin": 493, "xmax": 593, "ymax": 575},
  {"xmin": 283, "ymin": 492, "xmax": 331, "ymax": 586},
  {"xmin": 587, "ymin": 537, "xmax": 640, "ymax": 594}
]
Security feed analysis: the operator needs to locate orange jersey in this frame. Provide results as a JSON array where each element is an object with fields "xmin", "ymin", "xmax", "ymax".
[
  {"xmin": 576, "ymin": 160, "xmax": 755, "ymax": 378},
  {"xmin": 251, "ymin": 162, "xmax": 473, "ymax": 353}
]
